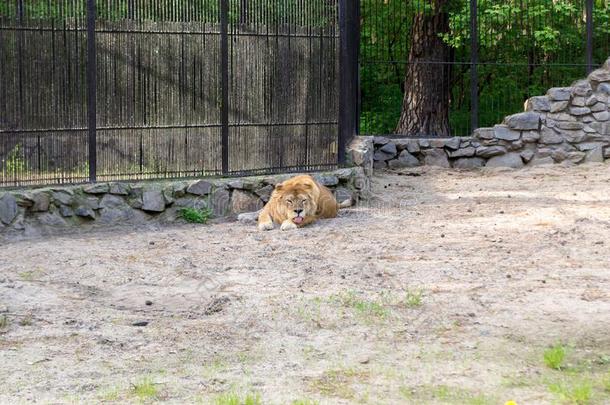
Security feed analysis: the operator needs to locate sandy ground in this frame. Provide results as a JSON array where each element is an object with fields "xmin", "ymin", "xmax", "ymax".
[{"xmin": 1, "ymin": 164, "xmax": 610, "ymax": 405}]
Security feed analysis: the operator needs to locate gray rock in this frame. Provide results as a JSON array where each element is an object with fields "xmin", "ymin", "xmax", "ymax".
[
  {"xmin": 334, "ymin": 187, "xmax": 354, "ymax": 205},
  {"xmin": 598, "ymin": 83, "xmax": 610, "ymax": 95},
  {"xmin": 550, "ymin": 101, "xmax": 569, "ymax": 113},
  {"xmin": 313, "ymin": 175, "xmax": 339, "ymax": 186},
  {"xmin": 569, "ymin": 107, "xmax": 591, "ymax": 116},
  {"xmin": 540, "ymin": 127, "xmax": 563, "ymax": 144},
  {"xmin": 59, "ymin": 206, "xmax": 74, "ymax": 217},
  {"xmin": 83, "ymin": 183, "xmax": 109, "ymax": 194},
  {"xmin": 31, "ymin": 192, "xmax": 51, "ymax": 212},
  {"xmin": 589, "ymin": 69, "xmax": 610, "ymax": 83},
  {"xmin": 486, "ymin": 153, "xmax": 524, "ymax": 169},
  {"xmin": 187, "ymin": 180, "xmax": 213, "ymax": 196},
  {"xmin": 528, "ymin": 156, "xmax": 555, "ymax": 166},
  {"xmin": 373, "ymin": 150, "xmax": 395, "ymax": 162},
  {"xmin": 162, "ymin": 188, "xmax": 175, "ymax": 205},
  {"xmin": 507, "ymin": 140, "xmax": 523, "ymax": 151},
  {"xmin": 453, "ymin": 157, "xmax": 485, "ymax": 169},
  {"xmin": 571, "ymin": 97, "xmax": 586, "ymax": 107},
  {"xmin": 109, "ymin": 183, "xmax": 131, "ymax": 195},
  {"xmin": 373, "ymin": 160, "xmax": 387, "ymax": 170},
  {"xmin": 444, "ymin": 137, "xmax": 462, "ymax": 150},
  {"xmin": 99, "ymin": 207, "xmax": 135, "ymax": 224},
  {"xmin": 75, "ymin": 207, "xmax": 96, "ymax": 220},
  {"xmin": 403, "ymin": 140, "xmax": 421, "ymax": 153},
  {"xmin": 524, "ymin": 96, "xmax": 551, "ymax": 112},
  {"xmin": 556, "ymin": 121, "xmax": 584, "ymax": 130},
  {"xmin": 100, "ymin": 194, "xmax": 129, "ymax": 209},
  {"xmin": 590, "ymin": 102, "xmax": 607, "ymax": 112},
  {"xmin": 551, "ymin": 148, "xmax": 569, "ymax": 162},
  {"xmin": 388, "ymin": 150, "xmax": 420, "ymax": 168},
  {"xmin": 547, "ymin": 113, "xmax": 576, "ymax": 122},
  {"xmin": 567, "ymin": 151, "xmax": 586, "ymax": 164},
  {"xmin": 586, "ymin": 95, "xmax": 599, "ymax": 106},
  {"xmin": 228, "ymin": 180, "xmax": 259, "ymax": 190},
  {"xmin": 582, "ymin": 115, "xmax": 595, "ymax": 123},
  {"xmin": 605, "ymin": 147, "xmax": 610, "ymax": 158},
  {"xmin": 379, "ymin": 142, "xmax": 397, "ymax": 156},
  {"xmin": 571, "ymin": 80, "xmax": 593, "ymax": 97},
  {"xmin": 589, "ymin": 122, "xmax": 610, "ymax": 135},
  {"xmin": 448, "ymin": 147, "xmax": 476, "ymax": 158},
  {"xmin": 422, "ymin": 149, "xmax": 450, "ymax": 168},
  {"xmin": 0, "ymin": 194, "xmax": 18, "ymax": 225},
  {"xmin": 38, "ymin": 212, "xmax": 67, "ymax": 227},
  {"xmin": 254, "ymin": 185, "xmax": 274, "ymax": 202},
  {"xmin": 593, "ymin": 111, "xmax": 609, "ymax": 121},
  {"xmin": 547, "ymin": 87, "xmax": 572, "ymax": 101},
  {"xmin": 476, "ymin": 145, "xmax": 507, "ymax": 158},
  {"xmin": 504, "ymin": 112, "xmax": 540, "ymax": 130},
  {"xmin": 231, "ymin": 190, "xmax": 263, "ymax": 214},
  {"xmin": 142, "ymin": 191, "xmax": 166, "ymax": 212},
  {"xmin": 373, "ymin": 136, "xmax": 389, "ymax": 146},
  {"xmin": 52, "ymin": 191, "xmax": 73, "ymax": 206},
  {"xmin": 473, "ymin": 128, "xmax": 495, "ymax": 140},
  {"xmin": 585, "ymin": 145, "xmax": 604, "ymax": 163},
  {"xmin": 237, "ymin": 210, "xmax": 261, "ymax": 224},
  {"xmin": 494, "ymin": 125, "xmax": 521, "ymax": 141},
  {"xmin": 172, "ymin": 182, "xmax": 188, "ymax": 198},
  {"xmin": 520, "ymin": 149, "xmax": 535, "ymax": 163},
  {"xmin": 576, "ymin": 142, "xmax": 605, "ymax": 152},
  {"xmin": 583, "ymin": 125, "xmax": 596, "ymax": 133},
  {"xmin": 334, "ymin": 168, "xmax": 354, "ymax": 181},
  {"xmin": 522, "ymin": 131, "xmax": 540, "ymax": 143},
  {"xmin": 557, "ymin": 129, "xmax": 586, "ymax": 143},
  {"xmin": 210, "ymin": 188, "xmax": 230, "ymax": 217},
  {"xmin": 418, "ymin": 139, "xmax": 430, "ymax": 148},
  {"xmin": 430, "ymin": 139, "xmax": 448, "ymax": 148}
]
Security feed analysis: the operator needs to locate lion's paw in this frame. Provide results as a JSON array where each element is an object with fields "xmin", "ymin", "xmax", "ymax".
[
  {"xmin": 280, "ymin": 221, "xmax": 298, "ymax": 231},
  {"xmin": 258, "ymin": 221, "xmax": 274, "ymax": 231}
]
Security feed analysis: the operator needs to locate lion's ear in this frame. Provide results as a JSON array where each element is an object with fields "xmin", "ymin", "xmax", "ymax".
[{"xmin": 274, "ymin": 182, "xmax": 284, "ymax": 191}]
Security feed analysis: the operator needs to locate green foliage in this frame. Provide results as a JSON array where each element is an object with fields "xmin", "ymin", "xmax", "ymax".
[
  {"xmin": 214, "ymin": 392, "xmax": 262, "ymax": 405},
  {"xmin": 4, "ymin": 144, "xmax": 26, "ymax": 175},
  {"xmin": 544, "ymin": 344, "xmax": 568, "ymax": 370},
  {"xmin": 548, "ymin": 379, "xmax": 592, "ymax": 404},
  {"xmin": 404, "ymin": 288, "xmax": 423, "ymax": 308},
  {"xmin": 131, "ymin": 378, "xmax": 158, "ymax": 401},
  {"xmin": 179, "ymin": 207, "xmax": 212, "ymax": 224}
]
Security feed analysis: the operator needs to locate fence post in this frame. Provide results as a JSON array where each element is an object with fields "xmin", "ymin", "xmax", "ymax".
[
  {"xmin": 220, "ymin": 0, "xmax": 229, "ymax": 175},
  {"xmin": 469, "ymin": 0, "xmax": 479, "ymax": 133},
  {"xmin": 585, "ymin": 0, "xmax": 593, "ymax": 74},
  {"xmin": 338, "ymin": 0, "xmax": 360, "ymax": 165},
  {"xmin": 86, "ymin": 0, "xmax": 97, "ymax": 182}
]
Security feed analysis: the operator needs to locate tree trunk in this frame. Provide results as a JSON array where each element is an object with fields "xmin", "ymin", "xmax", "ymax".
[{"xmin": 396, "ymin": 0, "xmax": 450, "ymax": 137}]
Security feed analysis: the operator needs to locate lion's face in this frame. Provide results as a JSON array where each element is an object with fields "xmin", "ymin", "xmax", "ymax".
[{"xmin": 275, "ymin": 180, "xmax": 319, "ymax": 225}]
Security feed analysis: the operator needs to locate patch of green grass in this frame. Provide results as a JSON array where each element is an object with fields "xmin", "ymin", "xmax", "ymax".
[
  {"xmin": 291, "ymin": 399, "xmax": 319, "ymax": 405},
  {"xmin": 179, "ymin": 207, "xmax": 212, "ymax": 224},
  {"xmin": 131, "ymin": 378, "xmax": 158, "ymax": 401},
  {"xmin": 404, "ymin": 288, "xmax": 424, "ymax": 308},
  {"xmin": 99, "ymin": 387, "xmax": 121, "ymax": 401},
  {"xmin": 334, "ymin": 291, "xmax": 389, "ymax": 320},
  {"xmin": 601, "ymin": 373, "xmax": 610, "ymax": 393},
  {"xmin": 214, "ymin": 392, "xmax": 262, "ymax": 405},
  {"xmin": 544, "ymin": 344, "xmax": 568, "ymax": 370},
  {"xmin": 18, "ymin": 313, "xmax": 32, "ymax": 326},
  {"xmin": 309, "ymin": 368, "xmax": 369, "ymax": 399},
  {"xmin": 0, "ymin": 314, "xmax": 8, "ymax": 330},
  {"xmin": 404, "ymin": 384, "xmax": 496, "ymax": 405},
  {"xmin": 548, "ymin": 379, "xmax": 592, "ymax": 404}
]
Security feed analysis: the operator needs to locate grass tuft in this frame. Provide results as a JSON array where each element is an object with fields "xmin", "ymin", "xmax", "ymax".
[
  {"xmin": 544, "ymin": 344, "xmax": 567, "ymax": 370},
  {"xmin": 0, "ymin": 314, "xmax": 8, "ymax": 330},
  {"xmin": 131, "ymin": 378, "xmax": 158, "ymax": 401},
  {"xmin": 548, "ymin": 379, "xmax": 592, "ymax": 404},
  {"xmin": 179, "ymin": 207, "xmax": 212, "ymax": 224},
  {"xmin": 214, "ymin": 392, "xmax": 262, "ymax": 405},
  {"xmin": 404, "ymin": 288, "xmax": 424, "ymax": 308}
]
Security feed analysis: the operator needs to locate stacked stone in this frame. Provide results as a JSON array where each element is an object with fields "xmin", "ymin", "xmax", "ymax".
[
  {"xmin": 370, "ymin": 57, "xmax": 610, "ymax": 169},
  {"xmin": 0, "ymin": 168, "xmax": 369, "ymax": 233}
]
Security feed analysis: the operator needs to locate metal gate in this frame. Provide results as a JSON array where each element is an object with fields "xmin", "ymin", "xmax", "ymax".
[{"xmin": 0, "ymin": 0, "xmax": 346, "ymax": 187}]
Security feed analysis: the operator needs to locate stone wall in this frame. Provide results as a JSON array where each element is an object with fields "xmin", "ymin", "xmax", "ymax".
[
  {"xmin": 0, "ymin": 168, "xmax": 369, "ymax": 235},
  {"xmin": 372, "ymin": 57, "xmax": 610, "ymax": 170}
]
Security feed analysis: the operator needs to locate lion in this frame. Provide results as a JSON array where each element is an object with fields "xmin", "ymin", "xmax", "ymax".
[{"xmin": 257, "ymin": 174, "xmax": 350, "ymax": 231}]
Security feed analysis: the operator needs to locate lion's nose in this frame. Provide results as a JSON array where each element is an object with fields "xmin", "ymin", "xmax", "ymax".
[{"xmin": 295, "ymin": 209, "xmax": 303, "ymax": 215}]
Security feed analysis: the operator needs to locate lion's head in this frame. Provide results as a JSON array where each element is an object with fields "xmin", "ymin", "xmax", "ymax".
[{"xmin": 274, "ymin": 177, "xmax": 320, "ymax": 225}]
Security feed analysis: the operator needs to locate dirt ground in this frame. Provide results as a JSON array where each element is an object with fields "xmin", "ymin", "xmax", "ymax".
[{"xmin": 1, "ymin": 163, "xmax": 610, "ymax": 405}]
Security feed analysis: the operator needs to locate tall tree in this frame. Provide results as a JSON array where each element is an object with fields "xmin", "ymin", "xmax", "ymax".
[{"xmin": 395, "ymin": 0, "xmax": 450, "ymax": 137}]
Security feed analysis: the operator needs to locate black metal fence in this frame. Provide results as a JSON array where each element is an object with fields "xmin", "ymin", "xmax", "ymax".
[
  {"xmin": 360, "ymin": 0, "xmax": 610, "ymax": 138},
  {"xmin": 0, "ymin": 0, "xmax": 341, "ymax": 187}
]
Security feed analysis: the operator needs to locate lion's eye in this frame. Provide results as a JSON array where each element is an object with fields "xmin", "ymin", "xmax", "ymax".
[
  {"xmin": 286, "ymin": 200, "xmax": 293, "ymax": 205},
  {"xmin": 302, "ymin": 200, "xmax": 308, "ymax": 204}
]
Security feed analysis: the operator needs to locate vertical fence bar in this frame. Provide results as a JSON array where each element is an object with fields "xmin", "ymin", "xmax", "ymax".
[
  {"xmin": 469, "ymin": 0, "xmax": 479, "ymax": 133},
  {"xmin": 585, "ymin": 0, "xmax": 593, "ymax": 74},
  {"xmin": 86, "ymin": 0, "xmax": 97, "ymax": 182},
  {"xmin": 338, "ymin": 0, "xmax": 360, "ymax": 165},
  {"xmin": 220, "ymin": 0, "xmax": 229, "ymax": 174}
]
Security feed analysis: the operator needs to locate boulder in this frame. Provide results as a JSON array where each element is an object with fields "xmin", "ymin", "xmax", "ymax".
[
  {"xmin": 494, "ymin": 125, "xmax": 521, "ymax": 141},
  {"xmin": 524, "ymin": 96, "xmax": 550, "ymax": 112},
  {"xmin": 231, "ymin": 190, "xmax": 263, "ymax": 214},
  {"xmin": 142, "ymin": 190, "xmax": 166, "ymax": 212},
  {"xmin": 109, "ymin": 183, "xmax": 131, "ymax": 195},
  {"xmin": 569, "ymin": 107, "xmax": 591, "ymax": 116},
  {"xmin": 444, "ymin": 137, "xmax": 462, "ymax": 150},
  {"xmin": 30, "ymin": 192, "xmax": 51, "ymax": 212},
  {"xmin": 476, "ymin": 145, "xmax": 507, "ymax": 158},
  {"xmin": 453, "ymin": 157, "xmax": 485, "ymax": 169},
  {"xmin": 83, "ymin": 183, "xmax": 109, "ymax": 194},
  {"xmin": 486, "ymin": 153, "xmax": 524, "ymax": 169},
  {"xmin": 547, "ymin": 87, "xmax": 572, "ymax": 101},
  {"xmin": 187, "ymin": 180, "xmax": 213, "ymax": 196},
  {"xmin": 448, "ymin": 147, "xmax": 476, "ymax": 158},
  {"xmin": 593, "ymin": 111, "xmax": 609, "ymax": 121},
  {"xmin": 422, "ymin": 149, "xmax": 450, "ymax": 168},
  {"xmin": 550, "ymin": 101, "xmax": 569, "ymax": 113},
  {"xmin": 473, "ymin": 128, "xmax": 495, "ymax": 140},
  {"xmin": 379, "ymin": 142, "xmax": 397, "ymax": 156},
  {"xmin": 388, "ymin": 150, "xmax": 420, "ymax": 168},
  {"xmin": 504, "ymin": 112, "xmax": 540, "ymax": 130},
  {"xmin": 585, "ymin": 145, "xmax": 604, "ymax": 163},
  {"xmin": 0, "ymin": 194, "xmax": 18, "ymax": 225},
  {"xmin": 540, "ymin": 127, "xmax": 563, "ymax": 144}
]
